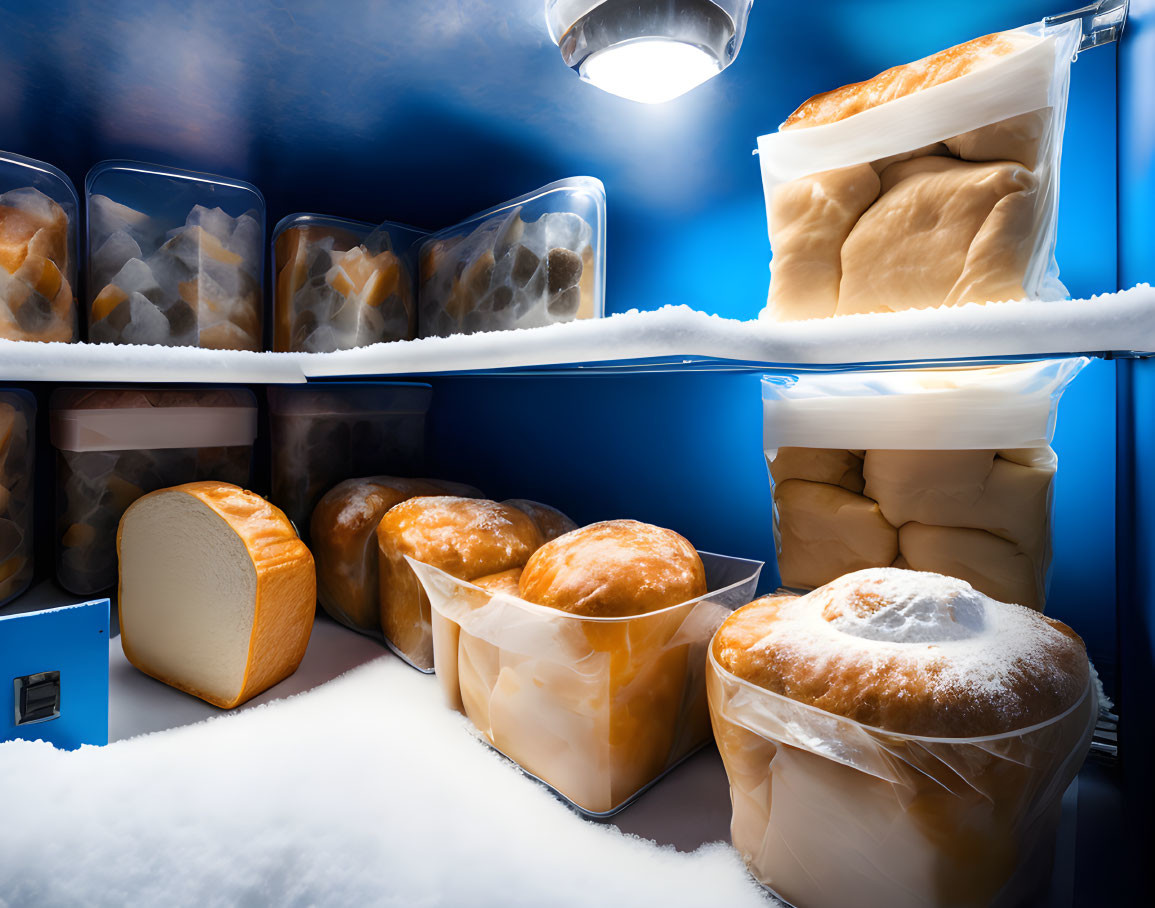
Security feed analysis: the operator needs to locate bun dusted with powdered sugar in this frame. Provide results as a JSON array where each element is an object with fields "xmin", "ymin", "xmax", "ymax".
[{"xmin": 713, "ymin": 567, "xmax": 1089, "ymax": 737}]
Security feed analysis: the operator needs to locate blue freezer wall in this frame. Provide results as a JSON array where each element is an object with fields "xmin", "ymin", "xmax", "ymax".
[{"xmin": 1117, "ymin": 0, "xmax": 1155, "ymax": 890}]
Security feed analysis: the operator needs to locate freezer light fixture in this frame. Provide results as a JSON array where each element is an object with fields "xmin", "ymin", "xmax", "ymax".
[{"xmin": 547, "ymin": 0, "xmax": 754, "ymax": 104}]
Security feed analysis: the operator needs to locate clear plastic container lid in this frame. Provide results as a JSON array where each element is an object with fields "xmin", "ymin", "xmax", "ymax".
[
  {"xmin": 417, "ymin": 176, "xmax": 606, "ymax": 338},
  {"xmin": 50, "ymin": 387, "xmax": 257, "ymax": 453},
  {"xmin": 0, "ymin": 150, "xmax": 82, "ymax": 342},
  {"xmin": 85, "ymin": 160, "xmax": 266, "ymax": 349},
  {"xmin": 267, "ymin": 382, "xmax": 433, "ymax": 417}
]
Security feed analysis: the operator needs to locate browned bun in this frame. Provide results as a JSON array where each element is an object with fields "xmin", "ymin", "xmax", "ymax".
[
  {"xmin": 519, "ymin": 519, "xmax": 706, "ymax": 619},
  {"xmin": 503, "ymin": 499, "xmax": 578, "ymax": 542},
  {"xmin": 310, "ymin": 476, "xmax": 445, "ymax": 631},
  {"xmin": 713, "ymin": 568, "xmax": 1089, "ymax": 737},
  {"xmin": 377, "ymin": 497, "xmax": 543, "ymax": 663},
  {"xmin": 782, "ymin": 32, "xmax": 1028, "ymax": 130}
]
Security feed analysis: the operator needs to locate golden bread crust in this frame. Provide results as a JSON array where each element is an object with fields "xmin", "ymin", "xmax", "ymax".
[
  {"xmin": 782, "ymin": 32, "xmax": 1028, "ymax": 130},
  {"xmin": 712, "ymin": 570, "xmax": 1088, "ymax": 737},
  {"xmin": 519, "ymin": 519, "xmax": 706, "ymax": 618}
]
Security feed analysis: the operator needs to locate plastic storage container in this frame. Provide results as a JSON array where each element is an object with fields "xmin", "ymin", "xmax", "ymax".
[
  {"xmin": 410, "ymin": 550, "xmax": 762, "ymax": 816},
  {"xmin": 50, "ymin": 387, "xmax": 258, "ymax": 595},
  {"xmin": 417, "ymin": 177, "xmax": 606, "ymax": 338},
  {"xmin": 0, "ymin": 150, "xmax": 80, "ymax": 343},
  {"xmin": 85, "ymin": 161, "xmax": 265, "ymax": 350},
  {"xmin": 757, "ymin": 20, "xmax": 1082, "ymax": 321},
  {"xmin": 272, "ymin": 214, "xmax": 425, "ymax": 353},
  {"xmin": 267, "ymin": 382, "xmax": 432, "ymax": 539},
  {"xmin": 706, "ymin": 646, "xmax": 1096, "ymax": 908},
  {"xmin": 762, "ymin": 359, "xmax": 1087, "ymax": 611},
  {"xmin": 0, "ymin": 389, "xmax": 35, "ymax": 606}
]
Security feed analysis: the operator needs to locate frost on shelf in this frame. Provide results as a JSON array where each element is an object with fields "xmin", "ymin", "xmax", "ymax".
[
  {"xmin": 0, "ymin": 187, "xmax": 76, "ymax": 343},
  {"xmin": 88, "ymin": 196, "xmax": 262, "ymax": 350},
  {"xmin": 302, "ymin": 285, "xmax": 1155, "ymax": 377},
  {"xmin": 0, "ymin": 657, "xmax": 770, "ymax": 908},
  {"xmin": 418, "ymin": 207, "xmax": 594, "ymax": 338}
]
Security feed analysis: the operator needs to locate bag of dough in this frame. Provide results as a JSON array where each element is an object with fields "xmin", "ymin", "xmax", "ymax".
[
  {"xmin": 757, "ymin": 20, "xmax": 1082, "ymax": 320},
  {"xmin": 762, "ymin": 358, "xmax": 1087, "ymax": 610}
]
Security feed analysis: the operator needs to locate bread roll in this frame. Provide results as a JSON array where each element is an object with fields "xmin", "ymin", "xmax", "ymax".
[
  {"xmin": 519, "ymin": 519, "xmax": 705, "ymax": 618},
  {"xmin": 310, "ymin": 476, "xmax": 447, "ymax": 632},
  {"xmin": 503, "ymin": 499, "xmax": 578, "ymax": 542},
  {"xmin": 118, "ymin": 481, "xmax": 316, "ymax": 708},
  {"xmin": 768, "ymin": 447, "xmax": 864, "ymax": 493},
  {"xmin": 377, "ymin": 497, "xmax": 541, "ymax": 669},
  {"xmin": 708, "ymin": 568, "xmax": 1094, "ymax": 908}
]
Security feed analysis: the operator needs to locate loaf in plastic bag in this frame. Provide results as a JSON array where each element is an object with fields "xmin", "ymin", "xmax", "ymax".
[
  {"xmin": 707, "ymin": 573, "xmax": 1096, "ymax": 908},
  {"xmin": 763, "ymin": 359, "xmax": 1086, "ymax": 610},
  {"xmin": 411, "ymin": 551, "xmax": 761, "ymax": 815},
  {"xmin": 757, "ymin": 21, "xmax": 1081, "ymax": 320}
]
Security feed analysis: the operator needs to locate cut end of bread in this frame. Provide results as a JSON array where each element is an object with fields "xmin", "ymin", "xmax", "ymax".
[{"xmin": 118, "ymin": 481, "xmax": 316, "ymax": 709}]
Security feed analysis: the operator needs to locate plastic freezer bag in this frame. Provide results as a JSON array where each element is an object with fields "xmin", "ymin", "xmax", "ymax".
[
  {"xmin": 272, "ymin": 214, "xmax": 425, "ymax": 353},
  {"xmin": 0, "ymin": 390, "xmax": 35, "ymax": 605},
  {"xmin": 762, "ymin": 359, "xmax": 1086, "ymax": 611},
  {"xmin": 0, "ymin": 150, "xmax": 80, "ymax": 343},
  {"xmin": 417, "ymin": 177, "xmax": 605, "ymax": 338},
  {"xmin": 757, "ymin": 20, "xmax": 1081, "ymax": 321},
  {"xmin": 410, "ymin": 551, "xmax": 762, "ymax": 816},
  {"xmin": 85, "ymin": 161, "xmax": 265, "ymax": 350},
  {"xmin": 50, "ymin": 388, "xmax": 257, "ymax": 595},
  {"xmin": 707, "ymin": 650, "xmax": 1096, "ymax": 908}
]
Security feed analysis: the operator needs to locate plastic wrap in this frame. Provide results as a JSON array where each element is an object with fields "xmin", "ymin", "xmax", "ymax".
[
  {"xmin": 272, "ymin": 214, "xmax": 425, "ymax": 352},
  {"xmin": 85, "ymin": 161, "xmax": 265, "ymax": 350},
  {"xmin": 50, "ymin": 388, "xmax": 257, "ymax": 596},
  {"xmin": 267, "ymin": 383, "xmax": 432, "ymax": 539},
  {"xmin": 411, "ymin": 551, "xmax": 762, "ymax": 816},
  {"xmin": 0, "ymin": 389, "xmax": 34, "ymax": 605},
  {"xmin": 0, "ymin": 150, "xmax": 80, "ymax": 343},
  {"xmin": 707, "ymin": 649, "xmax": 1096, "ymax": 908},
  {"xmin": 417, "ymin": 177, "xmax": 605, "ymax": 338},
  {"xmin": 757, "ymin": 20, "xmax": 1081, "ymax": 320},
  {"xmin": 763, "ymin": 359, "xmax": 1087, "ymax": 610}
]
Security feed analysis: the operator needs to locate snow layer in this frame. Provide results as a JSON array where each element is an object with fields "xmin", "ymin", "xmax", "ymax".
[
  {"xmin": 0, "ymin": 338, "xmax": 306, "ymax": 383},
  {"xmin": 302, "ymin": 285, "xmax": 1155, "ymax": 375},
  {"xmin": 0, "ymin": 655, "xmax": 773, "ymax": 908}
]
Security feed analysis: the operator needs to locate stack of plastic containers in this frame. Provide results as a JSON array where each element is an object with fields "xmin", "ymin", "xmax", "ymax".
[{"xmin": 0, "ymin": 389, "xmax": 34, "ymax": 605}]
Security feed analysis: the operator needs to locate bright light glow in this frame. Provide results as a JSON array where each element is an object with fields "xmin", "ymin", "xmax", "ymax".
[{"xmin": 579, "ymin": 39, "xmax": 722, "ymax": 104}]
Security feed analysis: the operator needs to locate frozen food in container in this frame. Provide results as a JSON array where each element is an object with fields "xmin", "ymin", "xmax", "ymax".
[
  {"xmin": 757, "ymin": 20, "xmax": 1081, "ymax": 320},
  {"xmin": 0, "ymin": 150, "xmax": 80, "ymax": 343},
  {"xmin": 0, "ymin": 389, "xmax": 35, "ymax": 606},
  {"xmin": 50, "ymin": 387, "xmax": 257, "ymax": 595},
  {"xmin": 85, "ymin": 161, "xmax": 265, "ymax": 350},
  {"xmin": 267, "ymin": 382, "xmax": 432, "ymax": 540},
  {"xmin": 707, "ymin": 583, "xmax": 1097, "ymax": 908},
  {"xmin": 762, "ymin": 358, "xmax": 1087, "ymax": 610},
  {"xmin": 272, "ymin": 214, "xmax": 426, "ymax": 352},
  {"xmin": 417, "ymin": 177, "xmax": 605, "ymax": 338},
  {"xmin": 410, "ymin": 550, "xmax": 762, "ymax": 816}
]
